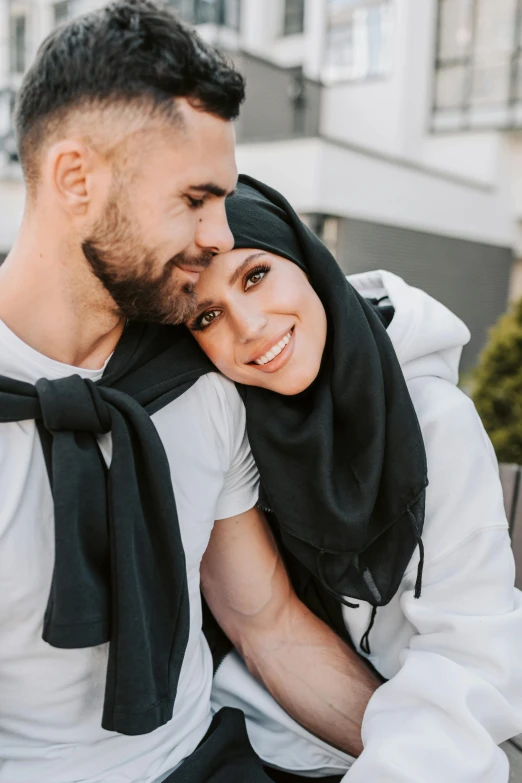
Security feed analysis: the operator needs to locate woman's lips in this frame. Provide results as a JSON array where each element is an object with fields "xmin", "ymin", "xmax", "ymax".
[{"xmin": 248, "ymin": 328, "xmax": 295, "ymax": 374}]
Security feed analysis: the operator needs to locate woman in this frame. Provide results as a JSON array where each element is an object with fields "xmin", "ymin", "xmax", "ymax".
[{"xmin": 189, "ymin": 176, "xmax": 522, "ymax": 782}]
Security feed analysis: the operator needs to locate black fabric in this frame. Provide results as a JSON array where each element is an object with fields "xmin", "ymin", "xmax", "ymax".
[
  {"xmin": 163, "ymin": 707, "xmax": 273, "ymax": 782},
  {"xmin": 225, "ymin": 175, "xmax": 428, "ymax": 608},
  {"xmin": 0, "ymin": 322, "xmax": 214, "ymax": 735},
  {"xmin": 265, "ymin": 770, "xmax": 343, "ymax": 783}
]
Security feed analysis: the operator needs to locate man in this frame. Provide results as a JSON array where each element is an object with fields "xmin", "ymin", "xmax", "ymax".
[{"xmin": 0, "ymin": 2, "xmax": 378, "ymax": 782}]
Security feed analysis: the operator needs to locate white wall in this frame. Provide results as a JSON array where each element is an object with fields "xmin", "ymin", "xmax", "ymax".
[
  {"xmin": 237, "ymin": 136, "xmax": 515, "ymax": 247},
  {"xmin": 240, "ymin": 0, "xmax": 326, "ymax": 74},
  {"xmin": 320, "ymin": 79, "xmax": 402, "ymax": 156},
  {"xmin": 0, "ymin": 177, "xmax": 25, "ymax": 251},
  {"xmin": 505, "ymin": 134, "xmax": 522, "ymax": 229},
  {"xmin": 240, "ymin": 0, "xmax": 282, "ymax": 59},
  {"xmin": 395, "ymin": 0, "xmax": 436, "ymax": 158},
  {"xmin": 319, "ymin": 0, "xmax": 406, "ymax": 155},
  {"xmin": 419, "ymin": 133, "xmax": 501, "ymax": 186}
]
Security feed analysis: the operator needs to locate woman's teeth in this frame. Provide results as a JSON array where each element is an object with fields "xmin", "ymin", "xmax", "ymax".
[{"xmin": 254, "ymin": 331, "xmax": 292, "ymax": 365}]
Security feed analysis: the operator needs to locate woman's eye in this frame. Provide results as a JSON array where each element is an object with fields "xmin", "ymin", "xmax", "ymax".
[
  {"xmin": 199, "ymin": 309, "xmax": 220, "ymax": 328},
  {"xmin": 245, "ymin": 269, "xmax": 268, "ymax": 290}
]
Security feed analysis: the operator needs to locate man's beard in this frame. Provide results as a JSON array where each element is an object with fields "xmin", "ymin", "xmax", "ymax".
[{"xmin": 81, "ymin": 198, "xmax": 213, "ymax": 325}]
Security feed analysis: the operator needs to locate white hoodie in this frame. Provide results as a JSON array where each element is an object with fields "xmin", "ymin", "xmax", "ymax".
[{"xmin": 211, "ymin": 270, "xmax": 522, "ymax": 782}]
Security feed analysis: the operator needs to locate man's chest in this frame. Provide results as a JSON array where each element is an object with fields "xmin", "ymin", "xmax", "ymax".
[{"xmin": 0, "ymin": 407, "xmax": 228, "ymax": 609}]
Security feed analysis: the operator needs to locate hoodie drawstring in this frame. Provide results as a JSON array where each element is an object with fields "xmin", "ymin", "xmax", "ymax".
[
  {"xmin": 360, "ymin": 606, "xmax": 378, "ymax": 655},
  {"xmin": 360, "ymin": 506, "xmax": 424, "ymax": 654},
  {"xmin": 319, "ymin": 506, "xmax": 424, "ymax": 656},
  {"xmin": 407, "ymin": 507, "xmax": 424, "ymax": 599}
]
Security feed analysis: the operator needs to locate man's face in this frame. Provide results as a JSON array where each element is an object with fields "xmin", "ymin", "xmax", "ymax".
[{"xmin": 82, "ymin": 101, "xmax": 237, "ymax": 324}]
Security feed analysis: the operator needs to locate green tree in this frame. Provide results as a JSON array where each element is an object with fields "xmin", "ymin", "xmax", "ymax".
[{"xmin": 472, "ymin": 298, "xmax": 522, "ymax": 464}]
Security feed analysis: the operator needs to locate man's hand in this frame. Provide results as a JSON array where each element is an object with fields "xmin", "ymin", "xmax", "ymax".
[{"xmin": 201, "ymin": 506, "xmax": 380, "ymax": 758}]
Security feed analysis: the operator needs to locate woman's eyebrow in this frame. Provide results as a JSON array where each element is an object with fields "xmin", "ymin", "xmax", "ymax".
[
  {"xmin": 191, "ymin": 299, "xmax": 214, "ymax": 317},
  {"xmin": 228, "ymin": 253, "xmax": 266, "ymax": 286}
]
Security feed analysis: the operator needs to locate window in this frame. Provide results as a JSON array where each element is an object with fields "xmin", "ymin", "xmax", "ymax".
[
  {"xmin": 165, "ymin": 0, "xmax": 241, "ymax": 29},
  {"xmin": 53, "ymin": 1, "xmax": 69, "ymax": 26},
  {"xmin": 437, "ymin": 0, "xmax": 474, "ymax": 60},
  {"xmin": 323, "ymin": 0, "xmax": 394, "ymax": 83},
  {"xmin": 433, "ymin": 0, "xmax": 522, "ymax": 128},
  {"xmin": 9, "ymin": 14, "xmax": 26, "ymax": 74},
  {"xmin": 470, "ymin": 0, "xmax": 515, "ymax": 106},
  {"xmin": 283, "ymin": 0, "xmax": 305, "ymax": 36}
]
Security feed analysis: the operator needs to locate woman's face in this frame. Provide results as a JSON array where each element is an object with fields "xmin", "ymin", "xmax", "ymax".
[{"xmin": 187, "ymin": 248, "xmax": 327, "ymax": 395}]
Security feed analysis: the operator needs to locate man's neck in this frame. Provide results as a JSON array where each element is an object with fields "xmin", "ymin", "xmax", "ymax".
[{"xmin": 0, "ymin": 218, "xmax": 125, "ymax": 370}]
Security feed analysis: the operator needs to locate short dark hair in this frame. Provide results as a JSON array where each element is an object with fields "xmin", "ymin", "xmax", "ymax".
[{"xmin": 15, "ymin": 0, "xmax": 245, "ymax": 185}]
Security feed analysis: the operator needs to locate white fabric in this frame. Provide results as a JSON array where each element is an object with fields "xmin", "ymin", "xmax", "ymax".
[
  {"xmin": 212, "ymin": 270, "xmax": 522, "ymax": 782},
  {"xmin": 0, "ymin": 319, "xmax": 259, "ymax": 783}
]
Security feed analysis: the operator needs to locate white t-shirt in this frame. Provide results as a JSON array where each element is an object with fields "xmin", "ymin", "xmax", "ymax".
[{"xmin": 0, "ymin": 319, "xmax": 259, "ymax": 783}]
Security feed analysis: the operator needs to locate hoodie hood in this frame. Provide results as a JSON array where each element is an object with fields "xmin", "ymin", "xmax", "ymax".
[{"xmin": 348, "ymin": 270, "xmax": 471, "ymax": 386}]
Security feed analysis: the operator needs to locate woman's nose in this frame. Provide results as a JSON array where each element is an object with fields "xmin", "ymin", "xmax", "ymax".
[{"xmin": 232, "ymin": 306, "xmax": 268, "ymax": 342}]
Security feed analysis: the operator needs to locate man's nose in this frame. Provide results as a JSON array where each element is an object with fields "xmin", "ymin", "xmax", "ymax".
[{"xmin": 195, "ymin": 201, "xmax": 234, "ymax": 254}]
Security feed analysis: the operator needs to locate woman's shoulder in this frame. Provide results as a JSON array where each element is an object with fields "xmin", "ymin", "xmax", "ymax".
[{"xmin": 406, "ymin": 375, "xmax": 508, "ymax": 564}]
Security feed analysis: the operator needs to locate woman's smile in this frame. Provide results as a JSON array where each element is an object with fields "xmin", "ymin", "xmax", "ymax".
[{"xmin": 246, "ymin": 327, "xmax": 295, "ymax": 372}]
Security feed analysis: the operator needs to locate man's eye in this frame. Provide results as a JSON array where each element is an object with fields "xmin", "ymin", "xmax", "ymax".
[{"xmin": 187, "ymin": 197, "xmax": 205, "ymax": 210}]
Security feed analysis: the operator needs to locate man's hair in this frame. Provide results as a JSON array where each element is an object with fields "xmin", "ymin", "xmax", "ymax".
[{"xmin": 15, "ymin": 0, "xmax": 245, "ymax": 186}]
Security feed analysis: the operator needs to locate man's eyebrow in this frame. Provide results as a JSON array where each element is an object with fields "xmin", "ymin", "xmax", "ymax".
[
  {"xmin": 187, "ymin": 183, "xmax": 236, "ymax": 198},
  {"xmin": 229, "ymin": 252, "xmax": 267, "ymax": 287}
]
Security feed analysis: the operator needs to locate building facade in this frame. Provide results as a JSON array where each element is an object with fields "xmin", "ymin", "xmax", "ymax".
[{"xmin": 1, "ymin": 0, "xmax": 522, "ymax": 368}]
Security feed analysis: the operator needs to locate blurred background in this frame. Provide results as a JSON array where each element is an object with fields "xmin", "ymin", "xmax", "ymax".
[
  {"xmin": 0, "ymin": 0, "xmax": 521, "ymax": 376},
  {"xmin": 2, "ymin": 3, "xmax": 522, "ymax": 774}
]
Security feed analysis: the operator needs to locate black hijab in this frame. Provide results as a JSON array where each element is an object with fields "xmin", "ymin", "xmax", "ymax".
[{"xmin": 225, "ymin": 175, "xmax": 428, "ymax": 612}]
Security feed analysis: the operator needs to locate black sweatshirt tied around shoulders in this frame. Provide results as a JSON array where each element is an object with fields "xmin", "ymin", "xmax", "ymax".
[{"xmin": 0, "ymin": 322, "xmax": 213, "ymax": 735}]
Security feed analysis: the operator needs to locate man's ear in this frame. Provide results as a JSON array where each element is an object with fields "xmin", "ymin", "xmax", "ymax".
[{"xmin": 45, "ymin": 140, "xmax": 101, "ymax": 216}]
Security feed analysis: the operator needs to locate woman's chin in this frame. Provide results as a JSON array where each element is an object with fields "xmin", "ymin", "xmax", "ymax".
[{"xmin": 245, "ymin": 362, "xmax": 320, "ymax": 396}]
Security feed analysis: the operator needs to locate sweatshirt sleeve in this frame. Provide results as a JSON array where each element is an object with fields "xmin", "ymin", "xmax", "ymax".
[{"xmin": 345, "ymin": 380, "xmax": 522, "ymax": 783}]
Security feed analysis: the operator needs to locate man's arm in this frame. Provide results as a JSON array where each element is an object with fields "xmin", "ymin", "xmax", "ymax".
[{"xmin": 201, "ymin": 506, "xmax": 380, "ymax": 758}]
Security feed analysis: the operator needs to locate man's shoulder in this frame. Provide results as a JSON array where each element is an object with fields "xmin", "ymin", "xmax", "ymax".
[
  {"xmin": 152, "ymin": 372, "xmax": 245, "ymax": 461},
  {"xmin": 190, "ymin": 372, "xmax": 244, "ymax": 423}
]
